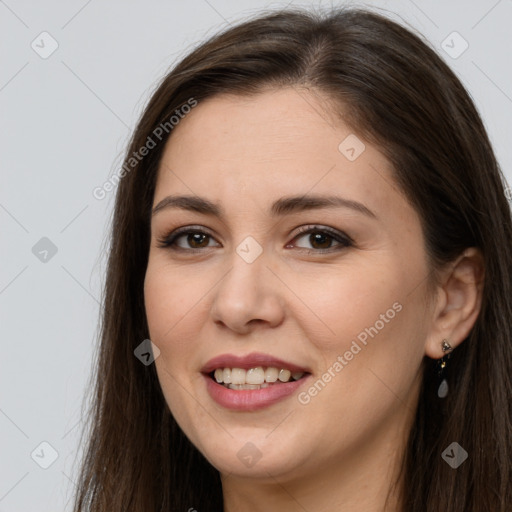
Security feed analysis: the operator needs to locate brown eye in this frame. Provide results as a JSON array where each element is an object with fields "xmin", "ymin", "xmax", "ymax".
[
  {"xmin": 186, "ymin": 233, "xmax": 211, "ymax": 248},
  {"xmin": 290, "ymin": 226, "xmax": 353, "ymax": 253},
  {"xmin": 307, "ymin": 232, "xmax": 333, "ymax": 249},
  {"xmin": 157, "ymin": 228, "xmax": 220, "ymax": 250}
]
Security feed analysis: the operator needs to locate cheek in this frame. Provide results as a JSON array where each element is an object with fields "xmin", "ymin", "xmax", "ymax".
[
  {"xmin": 289, "ymin": 262, "xmax": 405, "ymax": 351},
  {"xmin": 295, "ymin": 279, "xmax": 423, "ymax": 451},
  {"xmin": 143, "ymin": 261, "xmax": 204, "ymax": 406},
  {"xmin": 144, "ymin": 259, "xmax": 205, "ymax": 346},
  {"xmin": 145, "ymin": 262, "xmax": 208, "ymax": 433},
  {"xmin": 291, "ymin": 257, "xmax": 426, "ymax": 395}
]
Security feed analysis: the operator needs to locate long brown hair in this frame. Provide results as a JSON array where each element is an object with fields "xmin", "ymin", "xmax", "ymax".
[{"xmin": 71, "ymin": 7, "xmax": 512, "ymax": 511}]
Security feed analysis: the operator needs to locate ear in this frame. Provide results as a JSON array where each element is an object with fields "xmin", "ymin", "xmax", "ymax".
[{"xmin": 424, "ymin": 247, "xmax": 485, "ymax": 359}]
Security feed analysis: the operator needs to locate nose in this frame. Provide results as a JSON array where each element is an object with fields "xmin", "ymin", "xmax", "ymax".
[{"xmin": 210, "ymin": 249, "xmax": 285, "ymax": 334}]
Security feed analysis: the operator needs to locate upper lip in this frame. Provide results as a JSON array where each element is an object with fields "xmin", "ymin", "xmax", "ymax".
[{"xmin": 201, "ymin": 352, "xmax": 311, "ymax": 374}]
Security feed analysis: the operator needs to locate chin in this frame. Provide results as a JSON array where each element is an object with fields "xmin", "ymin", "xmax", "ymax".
[{"xmin": 191, "ymin": 426, "xmax": 310, "ymax": 480}]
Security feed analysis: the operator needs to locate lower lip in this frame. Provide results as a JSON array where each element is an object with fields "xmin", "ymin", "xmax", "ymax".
[{"xmin": 204, "ymin": 374, "xmax": 309, "ymax": 411}]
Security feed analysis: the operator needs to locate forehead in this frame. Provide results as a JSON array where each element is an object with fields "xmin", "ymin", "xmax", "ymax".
[{"xmin": 154, "ymin": 88, "xmax": 409, "ymax": 224}]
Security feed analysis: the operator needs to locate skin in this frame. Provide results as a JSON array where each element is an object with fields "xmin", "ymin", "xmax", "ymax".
[{"xmin": 144, "ymin": 87, "xmax": 484, "ymax": 512}]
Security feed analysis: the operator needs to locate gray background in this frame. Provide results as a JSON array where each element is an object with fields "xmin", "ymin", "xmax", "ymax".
[{"xmin": 1, "ymin": 0, "xmax": 511, "ymax": 510}]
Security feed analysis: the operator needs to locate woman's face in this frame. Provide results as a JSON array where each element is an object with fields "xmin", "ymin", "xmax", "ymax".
[{"xmin": 144, "ymin": 88, "xmax": 435, "ymax": 482}]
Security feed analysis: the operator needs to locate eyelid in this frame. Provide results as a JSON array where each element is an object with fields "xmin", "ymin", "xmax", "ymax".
[
  {"xmin": 156, "ymin": 225, "xmax": 220, "ymax": 250},
  {"xmin": 291, "ymin": 224, "xmax": 354, "ymax": 243}
]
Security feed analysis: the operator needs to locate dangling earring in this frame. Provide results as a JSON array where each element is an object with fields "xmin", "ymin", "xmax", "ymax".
[{"xmin": 437, "ymin": 339, "xmax": 453, "ymax": 398}]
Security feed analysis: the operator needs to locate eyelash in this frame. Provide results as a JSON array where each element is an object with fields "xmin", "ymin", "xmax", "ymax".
[
  {"xmin": 156, "ymin": 224, "xmax": 354, "ymax": 255},
  {"xmin": 288, "ymin": 225, "xmax": 354, "ymax": 253}
]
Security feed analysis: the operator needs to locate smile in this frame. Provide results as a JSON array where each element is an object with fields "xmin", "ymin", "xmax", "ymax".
[
  {"xmin": 211, "ymin": 366, "xmax": 305, "ymax": 389},
  {"xmin": 201, "ymin": 352, "xmax": 311, "ymax": 411}
]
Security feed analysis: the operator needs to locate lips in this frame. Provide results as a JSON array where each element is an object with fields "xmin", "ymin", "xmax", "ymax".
[
  {"xmin": 201, "ymin": 352, "xmax": 310, "ymax": 374},
  {"xmin": 201, "ymin": 352, "xmax": 311, "ymax": 411}
]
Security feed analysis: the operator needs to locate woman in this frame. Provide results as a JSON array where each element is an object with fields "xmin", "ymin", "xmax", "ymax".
[{"xmin": 72, "ymin": 6, "xmax": 512, "ymax": 511}]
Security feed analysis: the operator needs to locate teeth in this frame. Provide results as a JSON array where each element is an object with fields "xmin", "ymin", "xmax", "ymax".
[
  {"xmin": 228, "ymin": 383, "xmax": 270, "ymax": 390},
  {"xmin": 265, "ymin": 367, "xmax": 278, "ymax": 383},
  {"xmin": 231, "ymin": 368, "xmax": 246, "ymax": 385},
  {"xmin": 211, "ymin": 366, "xmax": 305, "ymax": 386},
  {"xmin": 223, "ymin": 368, "xmax": 232, "ymax": 384},
  {"xmin": 246, "ymin": 367, "xmax": 265, "ymax": 385},
  {"xmin": 278, "ymin": 369, "xmax": 291, "ymax": 382}
]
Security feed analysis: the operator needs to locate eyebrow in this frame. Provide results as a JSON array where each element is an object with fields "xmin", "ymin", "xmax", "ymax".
[{"xmin": 151, "ymin": 194, "xmax": 377, "ymax": 219}]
